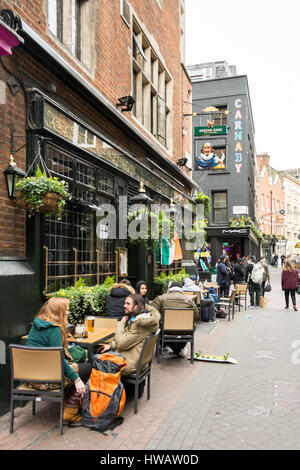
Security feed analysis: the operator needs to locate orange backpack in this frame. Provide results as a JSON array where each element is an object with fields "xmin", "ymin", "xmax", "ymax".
[{"xmin": 81, "ymin": 352, "xmax": 127, "ymax": 432}]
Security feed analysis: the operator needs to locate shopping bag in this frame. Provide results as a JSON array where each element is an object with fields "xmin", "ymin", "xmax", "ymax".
[{"xmin": 259, "ymin": 296, "xmax": 265, "ymax": 308}]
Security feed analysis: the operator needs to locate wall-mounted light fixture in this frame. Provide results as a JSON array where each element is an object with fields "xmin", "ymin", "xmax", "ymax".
[
  {"xmin": 129, "ymin": 181, "xmax": 153, "ymax": 205},
  {"xmin": 3, "ymin": 155, "xmax": 25, "ymax": 199},
  {"xmin": 3, "ymin": 126, "xmax": 26, "ymax": 199},
  {"xmin": 116, "ymin": 95, "xmax": 135, "ymax": 112},
  {"xmin": 165, "ymin": 198, "xmax": 179, "ymax": 216}
]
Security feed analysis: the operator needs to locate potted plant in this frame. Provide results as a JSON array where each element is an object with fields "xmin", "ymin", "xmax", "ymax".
[
  {"xmin": 51, "ymin": 275, "xmax": 115, "ymax": 324},
  {"xmin": 194, "ymin": 192, "xmax": 210, "ymax": 219},
  {"xmin": 127, "ymin": 208, "xmax": 174, "ymax": 249},
  {"xmin": 15, "ymin": 166, "xmax": 72, "ymax": 219}
]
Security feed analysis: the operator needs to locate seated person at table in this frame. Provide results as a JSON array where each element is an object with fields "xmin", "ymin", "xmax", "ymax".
[
  {"xmin": 183, "ymin": 277, "xmax": 225, "ymax": 320},
  {"xmin": 135, "ymin": 280, "xmax": 150, "ymax": 304},
  {"xmin": 100, "ymin": 294, "xmax": 160, "ymax": 376},
  {"xmin": 26, "ymin": 297, "xmax": 91, "ymax": 425},
  {"xmin": 105, "ymin": 279, "xmax": 135, "ymax": 320},
  {"xmin": 150, "ymin": 281, "xmax": 198, "ymax": 358}
]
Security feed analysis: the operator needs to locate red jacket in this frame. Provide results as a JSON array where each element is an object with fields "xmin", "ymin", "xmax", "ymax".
[{"xmin": 281, "ymin": 269, "xmax": 299, "ymax": 291}]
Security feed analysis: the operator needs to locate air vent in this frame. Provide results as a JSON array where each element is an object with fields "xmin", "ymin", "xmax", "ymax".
[{"xmin": 121, "ymin": 0, "xmax": 131, "ymax": 28}]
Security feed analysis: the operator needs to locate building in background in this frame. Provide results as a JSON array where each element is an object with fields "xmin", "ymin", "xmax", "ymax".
[
  {"xmin": 256, "ymin": 153, "xmax": 286, "ymax": 262},
  {"xmin": 0, "ymin": 0, "xmax": 195, "ymax": 415},
  {"xmin": 278, "ymin": 171, "xmax": 300, "ymax": 258},
  {"xmin": 186, "ymin": 62, "xmax": 260, "ymax": 263},
  {"xmin": 187, "ymin": 60, "xmax": 237, "ymax": 81}
]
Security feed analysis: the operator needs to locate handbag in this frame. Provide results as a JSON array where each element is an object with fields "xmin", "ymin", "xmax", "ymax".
[
  {"xmin": 264, "ymin": 282, "xmax": 271, "ymax": 293},
  {"xmin": 68, "ymin": 345, "xmax": 87, "ymax": 363}
]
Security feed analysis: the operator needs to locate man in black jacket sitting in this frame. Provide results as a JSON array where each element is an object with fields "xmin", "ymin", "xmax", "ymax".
[{"xmin": 105, "ymin": 279, "xmax": 135, "ymax": 320}]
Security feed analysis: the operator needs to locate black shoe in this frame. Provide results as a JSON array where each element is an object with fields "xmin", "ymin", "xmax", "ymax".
[{"xmin": 216, "ymin": 312, "xmax": 226, "ymax": 318}]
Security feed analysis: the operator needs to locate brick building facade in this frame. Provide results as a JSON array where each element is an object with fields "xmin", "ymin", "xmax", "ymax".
[
  {"xmin": 256, "ymin": 153, "xmax": 286, "ymax": 260},
  {"xmin": 0, "ymin": 0, "xmax": 194, "ymax": 414}
]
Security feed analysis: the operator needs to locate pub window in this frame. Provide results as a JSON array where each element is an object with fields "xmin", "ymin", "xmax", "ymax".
[
  {"xmin": 212, "ymin": 191, "xmax": 227, "ymax": 224},
  {"xmin": 74, "ymin": 123, "xmax": 96, "ymax": 148},
  {"xmin": 44, "ymin": 145, "xmax": 117, "ymax": 292}
]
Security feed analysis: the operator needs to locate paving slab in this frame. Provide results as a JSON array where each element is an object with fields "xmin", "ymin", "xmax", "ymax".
[{"xmin": 1, "ymin": 267, "xmax": 300, "ymax": 450}]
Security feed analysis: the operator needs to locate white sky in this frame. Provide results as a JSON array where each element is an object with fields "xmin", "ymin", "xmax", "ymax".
[{"xmin": 185, "ymin": 0, "xmax": 300, "ymax": 171}]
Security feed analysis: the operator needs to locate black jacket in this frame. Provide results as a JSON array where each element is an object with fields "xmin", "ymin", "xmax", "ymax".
[
  {"xmin": 245, "ymin": 263, "xmax": 254, "ymax": 283},
  {"xmin": 105, "ymin": 283, "xmax": 135, "ymax": 319},
  {"xmin": 233, "ymin": 263, "xmax": 244, "ymax": 284}
]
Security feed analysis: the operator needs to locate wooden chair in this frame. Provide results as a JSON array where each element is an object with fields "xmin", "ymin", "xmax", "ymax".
[
  {"xmin": 83, "ymin": 316, "xmax": 117, "ymax": 330},
  {"xmin": 9, "ymin": 345, "xmax": 65, "ymax": 435},
  {"xmin": 204, "ymin": 282, "xmax": 220, "ymax": 296},
  {"xmin": 183, "ymin": 291, "xmax": 195, "ymax": 297},
  {"xmin": 235, "ymin": 284, "xmax": 248, "ymax": 311},
  {"xmin": 83, "ymin": 316, "xmax": 117, "ymax": 344},
  {"xmin": 122, "ymin": 329, "xmax": 160, "ymax": 414},
  {"xmin": 215, "ymin": 289, "xmax": 238, "ymax": 321},
  {"xmin": 157, "ymin": 308, "xmax": 195, "ymax": 364},
  {"xmin": 183, "ymin": 291, "xmax": 199, "ymax": 304}
]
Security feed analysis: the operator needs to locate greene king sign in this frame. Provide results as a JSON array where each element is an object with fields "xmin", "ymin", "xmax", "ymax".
[{"xmin": 194, "ymin": 126, "xmax": 227, "ymax": 136}]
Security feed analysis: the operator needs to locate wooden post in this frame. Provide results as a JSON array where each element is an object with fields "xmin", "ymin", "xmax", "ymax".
[{"xmin": 73, "ymin": 248, "xmax": 78, "ymax": 285}]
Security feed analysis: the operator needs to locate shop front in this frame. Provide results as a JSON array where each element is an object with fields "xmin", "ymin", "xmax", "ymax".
[
  {"xmin": 206, "ymin": 226, "xmax": 261, "ymax": 264},
  {"xmin": 23, "ymin": 90, "xmax": 192, "ymax": 295}
]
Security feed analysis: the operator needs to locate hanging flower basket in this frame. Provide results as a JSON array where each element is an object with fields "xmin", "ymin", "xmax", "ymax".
[
  {"xmin": 15, "ymin": 166, "xmax": 72, "ymax": 219},
  {"xmin": 15, "ymin": 190, "xmax": 61, "ymax": 213}
]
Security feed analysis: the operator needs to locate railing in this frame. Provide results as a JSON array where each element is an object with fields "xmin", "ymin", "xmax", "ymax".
[
  {"xmin": 153, "ymin": 261, "xmax": 182, "ymax": 278},
  {"xmin": 43, "ymin": 246, "xmax": 119, "ymax": 294}
]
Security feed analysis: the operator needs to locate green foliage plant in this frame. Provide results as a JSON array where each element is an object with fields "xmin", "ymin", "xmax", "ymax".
[
  {"xmin": 15, "ymin": 165, "xmax": 72, "ymax": 219},
  {"xmin": 194, "ymin": 192, "xmax": 210, "ymax": 219},
  {"xmin": 127, "ymin": 208, "xmax": 174, "ymax": 249},
  {"xmin": 50, "ymin": 275, "xmax": 116, "ymax": 324},
  {"xmin": 154, "ymin": 268, "xmax": 188, "ymax": 293}
]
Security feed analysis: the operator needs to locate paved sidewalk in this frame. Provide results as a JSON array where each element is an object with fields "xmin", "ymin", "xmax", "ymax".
[{"xmin": 1, "ymin": 267, "xmax": 300, "ymax": 450}]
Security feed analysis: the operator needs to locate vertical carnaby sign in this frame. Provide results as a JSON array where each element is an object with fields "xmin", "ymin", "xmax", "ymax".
[{"xmin": 234, "ymin": 98, "xmax": 243, "ymax": 173}]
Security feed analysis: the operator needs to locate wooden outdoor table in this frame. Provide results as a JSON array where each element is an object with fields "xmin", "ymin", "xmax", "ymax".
[{"xmin": 68, "ymin": 327, "xmax": 114, "ymax": 361}]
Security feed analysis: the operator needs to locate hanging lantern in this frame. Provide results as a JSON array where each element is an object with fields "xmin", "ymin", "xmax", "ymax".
[{"xmin": 3, "ymin": 155, "xmax": 25, "ymax": 199}]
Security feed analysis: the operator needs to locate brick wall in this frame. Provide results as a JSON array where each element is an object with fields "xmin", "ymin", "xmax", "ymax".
[
  {"xmin": 0, "ymin": 0, "xmax": 192, "ymax": 257},
  {"xmin": 0, "ymin": 54, "xmax": 26, "ymax": 258}
]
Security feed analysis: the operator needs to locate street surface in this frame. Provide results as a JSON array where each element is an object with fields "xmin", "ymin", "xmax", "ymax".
[{"xmin": 1, "ymin": 267, "xmax": 300, "ymax": 450}]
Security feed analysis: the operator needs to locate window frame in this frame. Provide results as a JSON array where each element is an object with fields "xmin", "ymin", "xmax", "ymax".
[
  {"xmin": 212, "ymin": 191, "xmax": 227, "ymax": 225},
  {"xmin": 131, "ymin": 17, "xmax": 172, "ymax": 149}
]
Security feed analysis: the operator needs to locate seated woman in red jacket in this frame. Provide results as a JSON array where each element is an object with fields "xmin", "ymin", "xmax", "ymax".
[{"xmin": 281, "ymin": 261, "xmax": 299, "ymax": 311}]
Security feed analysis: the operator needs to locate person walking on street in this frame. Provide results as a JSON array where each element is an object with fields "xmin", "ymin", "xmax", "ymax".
[
  {"xmin": 273, "ymin": 253, "xmax": 278, "ymax": 268},
  {"xmin": 281, "ymin": 261, "xmax": 299, "ymax": 311},
  {"xmin": 281, "ymin": 254, "xmax": 286, "ymax": 268},
  {"xmin": 260, "ymin": 256, "xmax": 270, "ymax": 297},
  {"xmin": 245, "ymin": 256, "xmax": 264, "ymax": 308}
]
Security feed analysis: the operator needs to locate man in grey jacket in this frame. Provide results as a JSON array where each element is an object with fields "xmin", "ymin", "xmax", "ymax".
[{"xmin": 151, "ymin": 282, "xmax": 198, "ymax": 358}]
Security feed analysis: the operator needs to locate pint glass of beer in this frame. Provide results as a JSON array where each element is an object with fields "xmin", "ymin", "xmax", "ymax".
[{"xmin": 87, "ymin": 316, "xmax": 95, "ymax": 333}]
